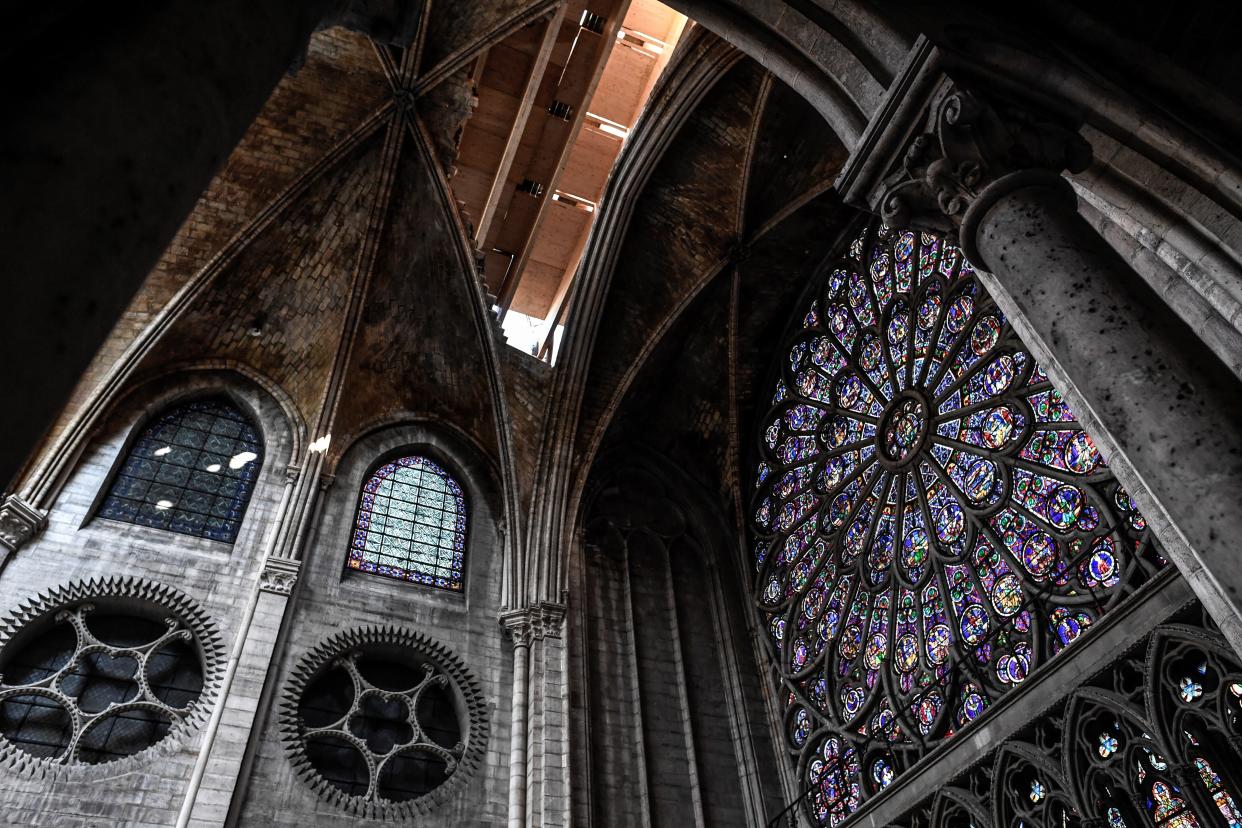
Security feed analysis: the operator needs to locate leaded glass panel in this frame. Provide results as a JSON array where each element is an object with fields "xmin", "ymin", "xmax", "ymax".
[
  {"xmin": 751, "ymin": 223, "xmax": 1166, "ymax": 826},
  {"xmin": 348, "ymin": 456, "xmax": 466, "ymax": 591},
  {"xmin": 98, "ymin": 397, "xmax": 263, "ymax": 543}
]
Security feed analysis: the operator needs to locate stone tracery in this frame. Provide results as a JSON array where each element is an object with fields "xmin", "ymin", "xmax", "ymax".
[
  {"xmin": 0, "ymin": 3, "xmax": 1239, "ymax": 827},
  {"xmin": 752, "ymin": 221, "xmax": 1166, "ymax": 825}
]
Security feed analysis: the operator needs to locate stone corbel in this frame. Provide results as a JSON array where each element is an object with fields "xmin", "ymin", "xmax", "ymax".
[
  {"xmin": 0, "ymin": 494, "xmax": 47, "ymax": 554},
  {"xmin": 259, "ymin": 556, "xmax": 301, "ymax": 596},
  {"xmin": 500, "ymin": 601, "xmax": 567, "ymax": 648}
]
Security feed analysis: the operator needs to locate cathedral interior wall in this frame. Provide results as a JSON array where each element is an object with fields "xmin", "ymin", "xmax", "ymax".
[
  {"xmin": 0, "ymin": 371, "xmax": 294, "ymax": 827},
  {"xmin": 232, "ymin": 421, "xmax": 511, "ymax": 827},
  {"xmin": 3, "ymin": 4, "xmax": 1242, "ymax": 827}
]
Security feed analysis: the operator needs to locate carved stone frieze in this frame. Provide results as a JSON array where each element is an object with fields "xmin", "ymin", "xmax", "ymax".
[
  {"xmin": 0, "ymin": 495, "xmax": 46, "ymax": 554},
  {"xmin": 259, "ymin": 556, "xmax": 300, "ymax": 596},
  {"xmin": 500, "ymin": 602, "xmax": 567, "ymax": 648},
  {"xmin": 877, "ymin": 80, "xmax": 1092, "ymax": 243}
]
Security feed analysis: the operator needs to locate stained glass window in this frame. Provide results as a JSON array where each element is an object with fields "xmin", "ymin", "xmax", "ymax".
[
  {"xmin": 751, "ymin": 223, "xmax": 1164, "ymax": 826},
  {"xmin": 99, "ymin": 397, "xmax": 263, "ymax": 543},
  {"xmin": 1194, "ymin": 758, "xmax": 1242, "ymax": 827},
  {"xmin": 347, "ymin": 456, "xmax": 467, "ymax": 591}
]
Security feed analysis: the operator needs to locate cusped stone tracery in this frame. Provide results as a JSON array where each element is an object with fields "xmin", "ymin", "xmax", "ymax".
[
  {"xmin": 280, "ymin": 626, "xmax": 487, "ymax": 820},
  {"xmin": 0, "ymin": 578, "xmax": 223, "ymax": 776},
  {"xmin": 750, "ymin": 223, "xmax": 1164, "ymax": 825}
]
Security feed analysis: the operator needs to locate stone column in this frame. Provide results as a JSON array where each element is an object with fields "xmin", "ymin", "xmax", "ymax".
[
  {"xmin": 873, "ymin": 80, "xmax": 1242, "ymax": 647},
  {"xmin": 0, "ymin": 0, "xmax": 341, "ymax": 488},
  {"xmin": 502, "ymin": 613, "xmax": 533, "ymax": 828},
  {"xmin": 176, "ymin": 465, "xmax": 304, "ymax": 827},
  {"xmin": 501, "ymin": 602, "xmax": 568, "ymax": 828}
]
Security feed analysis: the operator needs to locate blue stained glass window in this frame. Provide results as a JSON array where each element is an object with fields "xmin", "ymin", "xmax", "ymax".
[
  {"xmin": 347, "ymin": 456, "xmax": 467, "ymax": 592},
  {"xmin": 98, "ymin": 397, "xmax": 263, "ymax": 543}
]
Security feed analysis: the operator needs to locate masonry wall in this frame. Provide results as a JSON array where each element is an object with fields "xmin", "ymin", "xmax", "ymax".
[
  {"xmin": 35, "ymin": 27, "xmax": 389, "ymax": 464},
  {"xmin": 572, "ymin": 462, "xmax": 784, "ymax": 827},
  {"xmin": 0, "ymin": 370, "xmax": 295, "ymax": 827},
  {"xmin": 232, "ymin": 422, "xmax": 512, "ymax": 827}
]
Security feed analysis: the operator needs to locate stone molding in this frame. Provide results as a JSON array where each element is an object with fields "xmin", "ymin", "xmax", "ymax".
[
  {"xmin": 500, "ymin": 602, "xmax": 567, "ymax": 648},
  {"xmin": 876, "ymin": 79, "xmax": 1092, "ymax": 242},
  {"xmin": 0, "ymin": 494, "xmax": 46, "ymax": 554},
  {"xmin": 837, "ymin": 39, "xmax": 1093, "ymax": 261},
  {"xmin": 258, "ymin": 556, "xmax": 300, "ymax": 596}
]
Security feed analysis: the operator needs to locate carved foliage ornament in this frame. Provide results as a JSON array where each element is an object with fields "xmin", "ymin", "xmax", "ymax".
[
  {"xmin": 501, "ymin": 602, "xmax": 567, "ymax": 648},
  {"xmin": 0, "ymin": 495, "xmax": 47, "ymax": 554},
  {"xmin": 878, "ymin": 83, "xmax": 1092, "ymax": 245},
  {"xmin": 259, "ymin": 556, "xmax": 300, "ymax": 596}
]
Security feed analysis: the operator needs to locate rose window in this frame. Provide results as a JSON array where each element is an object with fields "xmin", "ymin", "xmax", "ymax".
[
  {"xmin": 0, "ymin": 596, "xmax": 208, "ymax": 766},
  {"xmin": 282, "ymin": 628, "xmax": 486, "ymax": 818},
  {"xmin": 751, "ymin": 223, "xmax": 1165, "ymax": 826}
]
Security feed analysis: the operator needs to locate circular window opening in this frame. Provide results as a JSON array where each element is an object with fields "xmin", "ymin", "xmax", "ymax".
[
  {"xmin": 297, "ymin": 648, "xmax": 463, "ymax": 803},
  {"xmin": 0, "ymin": 602, "xmax": 206, "ymax": 765},
  {"xmin": 282, "ymin": 628, "xmax": 486, "ymax": 818}
]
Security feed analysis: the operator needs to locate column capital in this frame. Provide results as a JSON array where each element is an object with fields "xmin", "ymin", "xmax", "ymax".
[
  {"xmin": 500, "ymin": 601, "xmax": 567, "ymax": 648},
  {"xmin": 876, "ymin": 79, "xmax": 1092, "ymax": 254},
  {"xmin": 258, "ymin": 556, "xmax": 300, "ymax": 596},
  {"xmin": 0, "ymin": 494, "xmax": 46, "ymax": 554}
]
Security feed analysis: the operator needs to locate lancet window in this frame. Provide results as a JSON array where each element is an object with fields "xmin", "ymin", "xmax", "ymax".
[{"xmin": 99, "ymin": 396, "xmax": 263, "ymax": 543}]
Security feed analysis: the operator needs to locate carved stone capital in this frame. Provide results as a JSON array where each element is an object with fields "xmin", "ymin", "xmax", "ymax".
[
  {"xmin": 878, "ymin": 80, "xmax": 1092, "ymax": 247},
  {"xmin": 0, "ymin": 495, "xmax": 47, "ymax": 554},
  {"xmin": 259, "ymin": 556, "xmax": 300, "ymax": 596},
  {"xmin": 500, "ymin": 602, "xmax": 567, "ymax": 648}
]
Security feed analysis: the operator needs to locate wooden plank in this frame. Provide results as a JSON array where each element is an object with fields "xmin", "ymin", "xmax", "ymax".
[
  {"xmin": 496, "ymin": 0, "xmax": 631, "ymax": 318},
  {"xmin": 473, "ymin": 2, "xmax": 569, "ymax": 248}
]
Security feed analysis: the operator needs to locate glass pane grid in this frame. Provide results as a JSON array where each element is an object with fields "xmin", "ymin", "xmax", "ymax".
[
  {"xmin": 348, "ymin": 456, "xmax": 466, "ymax": 591},
  {"xmin": 98, "ymin": 397, "xmax": 263, "ymax": 543}
]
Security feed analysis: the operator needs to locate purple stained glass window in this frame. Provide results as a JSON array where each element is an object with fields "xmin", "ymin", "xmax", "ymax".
[
  {"xmin": 753, "ymin": 224, "xmax": 1165, "ymax": 826},
  {"xmin": 348, "ymin": 456, "xmax": 467, "ymax": 592},
  {"xmin": 98, "ymin": 397, "xmax": 263, "ymax": 543}
]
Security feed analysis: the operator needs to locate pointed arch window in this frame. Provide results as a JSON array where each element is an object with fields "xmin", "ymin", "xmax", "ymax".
[
  {"xmin": 347, "ymin": 455, "xmax": 466, "ymax": 592},
  {"xmin": 99, "ymin": 396, "xmax": 263, "ymax": 542}
]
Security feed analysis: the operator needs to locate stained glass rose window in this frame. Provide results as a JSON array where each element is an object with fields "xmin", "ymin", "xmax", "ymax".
[{"xmin": 751, "ymin": 223, "xmax": 1164, "ymax": 825}]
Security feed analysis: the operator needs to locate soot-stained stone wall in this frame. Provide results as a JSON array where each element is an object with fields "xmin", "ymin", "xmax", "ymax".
[
  {"xmin": 0, "ymin": 370, "xmax": 295, "ymax": 827},
  {"xmin": 234, "ymin": 421, "xmax": 510, "ymax": 827},
  {"xmin": 573, "ymin": 461, "xmax": 784, "ymax": 826},
  {"xmin": 39, "ymin": 27, "xmax": 389, "ymax": 463}
]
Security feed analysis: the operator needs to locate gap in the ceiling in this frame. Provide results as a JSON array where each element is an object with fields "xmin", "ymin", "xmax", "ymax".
[{"xmin": 449, "ymin": 0, "xmax": 689, "ymax": 364}]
